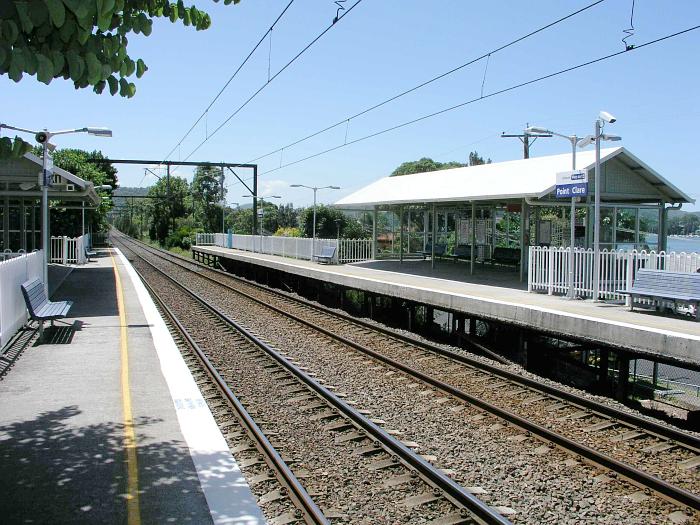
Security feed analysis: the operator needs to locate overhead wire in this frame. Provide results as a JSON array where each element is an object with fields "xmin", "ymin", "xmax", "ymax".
[
  {"xmin": 160, "ymin": 0, "xmax": 297, "ymax": 164},
  {"xmin": 180, "ymin": 0, "xmax": 365, "ymax": 163},
  {"xmin": 244, "ymin": 0, "xmax": 607, "ymax": 164},
  {"xmin": 257, "ymin": 24, "xmax": 700, "ymax": 176}
]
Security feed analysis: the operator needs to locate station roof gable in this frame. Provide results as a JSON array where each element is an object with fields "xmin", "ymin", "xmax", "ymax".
[{"xmin": 334, "ymin": 147, "xmax": 693, "ymax": 208}]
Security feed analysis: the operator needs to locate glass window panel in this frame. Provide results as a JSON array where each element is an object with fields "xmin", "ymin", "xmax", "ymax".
[
  {"xmin": 639, "ymin": 208, "xmax": 659, "ymax": 251},
  {"xmin": 615, "ymin": 208, "xmax": 637, "ymax": 250}
]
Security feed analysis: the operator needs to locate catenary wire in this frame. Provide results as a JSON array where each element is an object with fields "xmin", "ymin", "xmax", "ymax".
[
  {"xmin": 180, "ymin": 0, "xmax": 365, "ymax": 163},
  {"xmin": 160, "ymin": 0, "xmax": 296, "ymax": 164},
  {"xmin": 244, "ymin": 0, "xmax": 607, "ymax": 164},
  {"xmin": 257, "ymin": 25, "xmax": 700, "ymax": 177}
]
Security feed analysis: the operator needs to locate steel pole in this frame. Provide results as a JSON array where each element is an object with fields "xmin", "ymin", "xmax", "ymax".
[
  {"xmin": 312, "ymin": 188, "xmax": 317, "ymax": 259},
  {"xmin": 41, "ymin": 141, "xmax": 49, "ymax": 294},
  {"xmin": 593, "ymin": 119, "xmax": 602, "ymax": 301},
  {"xmin": 568, "ymin": 138, "xmax": 577, "ymax": 299}
]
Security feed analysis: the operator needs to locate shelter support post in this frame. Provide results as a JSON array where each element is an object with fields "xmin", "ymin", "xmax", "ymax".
[
  {"xmin": 519, "ymin": 199, "xmax": 529, "ymax": 282},
  {"xmin": 371, "ymin": 206, "xmax": 377, "ymax": 259},
  {"xmin": 470, "ymin": 201, "xmax": 476, "ymax": 275},
  {"xmin": 399, "ymin": 206, "xmax": 404, "ymax": 263},
  {"xmin": 431, "ymin": 204, "xmax": 436, "ymax": 270}
]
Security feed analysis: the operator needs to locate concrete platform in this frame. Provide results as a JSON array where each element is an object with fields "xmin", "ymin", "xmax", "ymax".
[
  {"xmin": 0, "ymin": 249, "xmax": 265, "ymax": 524},
  {"xmin": 193, "ymin": 246, "xmax": 700, "ymax": 366}
]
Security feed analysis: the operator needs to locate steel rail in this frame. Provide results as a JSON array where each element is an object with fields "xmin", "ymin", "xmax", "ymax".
[
  {"xmin": 115, "ymin": 234, "xmax": 700, "ymax": 510},
  {"xmin": 121, "ymin": 234, "xmax": 700, "ymax": 452},
  {"xmin": 190, "ymin": 242, "xmax": 700, "ymax": 450},
  {"xmin": 133, "ymin": 265, "xmax": 329, "ymax": 525},
  {"xmin": 117, "ymin": 237, "xmax": 512, "ymax": 525}
]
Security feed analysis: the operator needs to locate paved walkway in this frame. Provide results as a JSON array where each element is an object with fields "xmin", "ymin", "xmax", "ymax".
[{"xmin": 0, "ymin": 249, "xmax": 264, "ymax": 524}]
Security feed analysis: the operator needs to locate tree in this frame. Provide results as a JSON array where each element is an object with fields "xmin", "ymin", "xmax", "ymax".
[
  {"xmin": 390, "ymin": 157, "xmax": 466, "ymax": 177},
  {"xmin": 0, "ymin": 0, "xmax": 241, "ymax": 158},
  {"xmin": 300, "ymin": 205, "xmax": 367, "ymax": 239},
  {"xmin": 468, "ymin": 151, "xmax": 491, "ymax": 166},
  {"xmin": 38, "ymin": 147, "xmax": 117, "ymax": 236},
  {"xmin": 191, "ymin": 165, "xmax": 224, "ymax": 232},
  {"xmin": 276, "ymin": 203, "xmax": 300, "ymax": 229},
  {"xmin": 147, "ymin": 175, "xmax": 189, "ymax": 244}
]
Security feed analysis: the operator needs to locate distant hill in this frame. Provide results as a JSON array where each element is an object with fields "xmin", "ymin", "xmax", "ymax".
[{"xmin": 113, "ymin": 186, "xmax": 151, "ymax": 207}]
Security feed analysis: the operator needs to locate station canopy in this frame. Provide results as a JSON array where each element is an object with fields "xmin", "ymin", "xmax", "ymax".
[
  {"xmin": 334, "ymin": 147, "xmax": 693, "ymax": 209},
  {"xmin": 0, "ymin": 152, "xmax": 101, "ymax": 206}
]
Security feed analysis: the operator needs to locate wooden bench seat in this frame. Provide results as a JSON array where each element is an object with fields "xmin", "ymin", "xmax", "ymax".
[{"xmin": 618, "ymin": 268, "xmax": 700, "ymax": 320}]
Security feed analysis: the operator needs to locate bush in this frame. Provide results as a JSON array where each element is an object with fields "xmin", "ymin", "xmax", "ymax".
[
  {"xmin": 274, "ymin": 227, "xmax": 302, "ymax": 237},
  {"xmin": 165, "ymin": 225, "xmax": 199, "ymax": 250}
]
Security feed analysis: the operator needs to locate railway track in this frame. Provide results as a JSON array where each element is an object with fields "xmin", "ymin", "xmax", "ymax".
[
  {"xmin": 122, "ymin": 238, "xmax": 510, "ymax": 524},
  {"xmin": 114, "ymin": 232, "xmax": 700, "ymax": 522}
]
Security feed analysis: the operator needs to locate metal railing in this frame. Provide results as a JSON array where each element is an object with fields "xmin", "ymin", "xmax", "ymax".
[
  {"xmin": 529, "ymin": 246, "xmax": 700, "ymax": 301},
  {"xmin": 50, "ymin": 234, "xmax": 89, "ymax": 265},
  {"xmin": 0, "ymin": 250, "xmax": 43, "ymax": 348},
  {"xmin": 197, "ymin": 233, "xmax": 373, "ymax": 264}
]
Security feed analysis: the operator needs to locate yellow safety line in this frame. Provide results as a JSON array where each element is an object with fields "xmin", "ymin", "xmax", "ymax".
[{"xmin": 111, "ymin": 251, "xmax": 142, "ymax": 525}]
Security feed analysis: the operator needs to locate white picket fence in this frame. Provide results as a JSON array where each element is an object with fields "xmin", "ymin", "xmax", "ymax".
[
  {"xmin": 196, "ymin": 233, "xmax": 373, "ymax": 264},
  {"xmin": 0, "ymin": 251, "xmax": 43, "ymax": 348},
  {"xmin": 529, "ymin": 246, "xmax": 700, "ymax": 301},
  {"xmin": 50, "ymin": 234, "xmax": 89, "ymax": 265}
]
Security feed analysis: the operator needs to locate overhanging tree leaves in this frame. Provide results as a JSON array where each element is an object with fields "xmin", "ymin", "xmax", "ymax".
[{"xmin": 0, "ymin": 0, "xmax": 240, "ymax": 97}]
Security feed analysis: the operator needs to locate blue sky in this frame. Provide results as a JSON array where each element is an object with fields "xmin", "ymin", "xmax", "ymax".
[{"xmin": 2, "ymin": 0, "xmax": 699, "ymax": 209}]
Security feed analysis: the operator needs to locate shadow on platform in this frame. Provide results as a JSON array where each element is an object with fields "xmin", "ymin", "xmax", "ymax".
[
  {"xmin": 352, "ymin": 258, "xmax": 527, "ymax": 290},
  {"xmin": 0, "ymin": 406, "xmax": 225, "ymax": 524},
  {"xmin": 52, "ymin": 267, "xmax": 118, "ymax": 318}
]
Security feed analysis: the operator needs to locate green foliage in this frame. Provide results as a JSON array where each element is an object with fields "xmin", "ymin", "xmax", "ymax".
[
  {"xmin": 276, "ymin": 202, "xmax": 299, "ymax": 229},
  {"xmin": 39, "ymin": 147, "xmax": 117, "ymax": 236},
  {"xmin": 147, "ymin": 175, "xmax": 190, "ymax": 244},
  {"xmin": 274, "ymin": 226, "xmax": 301, "ymax": 237},
  {"xmin": 165, "ymin": 225, "xmax": 197, "ymax": 250},
  {"xmin": 300, "ymin": 205, "xmax": 368, "ymax": 239},
  {"xmin": 390, "ymin": 151, "xmax": 491, "ymax": 177},
  {"xmin": 191, "ymin": 165, "xmax": 224, "ymax": 232},
  {"xmin": 0, "ymin": 0, "xmax": 239, "ymax": 96},
  {"xmin": 0, "ymin": 135, "xmax": 32, "ymax": 159}
]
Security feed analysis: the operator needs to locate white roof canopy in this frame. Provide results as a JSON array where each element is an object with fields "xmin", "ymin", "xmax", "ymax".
[{"xmin": 334, "ymin": 147, "xmax": 693, "ymax": 209}]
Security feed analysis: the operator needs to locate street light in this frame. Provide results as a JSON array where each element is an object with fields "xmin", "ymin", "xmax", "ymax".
[
  {"xmin": 290, "ymin": 184, "xmax": 341, "ymax": 259},
  {"xmin": 0, "ymin": 123, "xmax": 112, "ymax": 293},
  {"xmin": 526, "ymin": 126, "xmax": 587, "ymax": 299},
  {"xmin": 243, "ymin": 194, "xmax": 281, "ymax": 252}
]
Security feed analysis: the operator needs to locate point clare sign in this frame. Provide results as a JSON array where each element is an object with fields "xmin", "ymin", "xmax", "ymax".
[{"xmin": 555, "ymin": 170, "xmax": 588, "ymax": 198}]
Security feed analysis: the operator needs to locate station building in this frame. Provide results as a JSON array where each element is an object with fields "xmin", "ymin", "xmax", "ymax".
[
  {"xmin": 0, "ymin": 152, "xmax": 100, "ymax": 253},
  {"xmin": 335, "ymin": 147, "xmax": 694, "ymax": 281}
]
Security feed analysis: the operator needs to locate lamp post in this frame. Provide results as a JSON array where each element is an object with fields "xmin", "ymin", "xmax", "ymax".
[
  {"xmin": 243, "ymin": 194, "xmax": 280, "ymax": 252},
  {"xmin": 526, "ymin": 126, "xmax": 588, "ymax": 299},
  {"xmin": 0, "ymin": 124, "xmax": 111, "ymax": 293},
  {"xmin": 290, "ymin": 184, "xmax": 340, "ymax": 259},
  {"xmin": 578, "ymin": 112, "xmax": 621, "ymax": 301}
]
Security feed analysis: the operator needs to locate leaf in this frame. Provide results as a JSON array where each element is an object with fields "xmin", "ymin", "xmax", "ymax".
[
  {"xmin": 0, "ymin": 137, "xmax": 12, "ymax": 158},
  {"xmin": 0, "ymin": 46, "xmax": 8, "ymax": 68},
  {"xmin": 119, "ymin": 76, "xmax": 129, "ymax": 96},
  {"xmin": 136, "ymin": 58, "xmax": 147, "ymax": 78},
  {"xmin": 2, "ymin": 20, "xmax": 19, "ymax": 45},
  {"xmin": 29, "ymin": 1, "xmax": 49, "ymax": 27},
  {"xmin": 169, "ymin": 6, "xmax": 178, "ymax": 23},
  {"xmin": 107, "ymin": 74, "xmax": 118, "ymax": 95},
  {"xmin": 142, "ymin": 18, "xmax": 152, "ymax": 36},
  {"xmin": 45, "ymin": 0, "xmax": 66, "ymax": 27},
  {"xmin": 94, "ymin": 79, "xmax": 106, "ymax": 94},
  {"xmin": 126, "ymin": 57, "xmax": 135, "ymax": 77},
  {"xmin": 66, "ymin": 52, "xmax": 84, "ymax": 81},
  {"xmin": 14, "ymin": 2, "xmax": 34, "ymax": 33},
  {"xmin": 63, "ymin": 0, "xmax": 91, "ymax": 20},
  {"xmin": 58, "ymin": 16, "xmax": 75, "ymax": 42},
  {"xmin": 50, "ymin": 50, "xmax": 65, "ymax": 75},
  {"xmin": 85, "ymin": 52, "xmax": 102, "ymax": 85},
  {"xmin": 127, "ymin": 81, "xmax": 136, "ymax": 98},
  {"xmin": 182, "ymin": 9, "xmax": 190, "ymax": 26},
  {"xmin": 36, "ymin": 53, "xmax": 54, "ymax": 84}
]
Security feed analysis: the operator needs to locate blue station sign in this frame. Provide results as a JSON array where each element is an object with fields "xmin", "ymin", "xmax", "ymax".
[{"xmin": 555, "ymin": 170, "xmax": 588, "ymax": 198}]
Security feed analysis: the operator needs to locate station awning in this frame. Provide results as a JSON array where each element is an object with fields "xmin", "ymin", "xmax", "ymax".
[
  {"xmin": 334, "ymin": 147, "xmax": 693, "ymax": 209},
  {"xmin": 0, "ymin": 152, "xmax": 101, "ymax": 206}
]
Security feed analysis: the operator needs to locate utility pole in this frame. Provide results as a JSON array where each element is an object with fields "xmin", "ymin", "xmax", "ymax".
[{"xmin": 501, "ymin": 124, "xmax": 551, "ymax": 159}]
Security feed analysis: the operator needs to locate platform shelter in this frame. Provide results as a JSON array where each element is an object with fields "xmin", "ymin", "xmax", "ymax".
[
  {"xmin": 334, "ymin": 147, "xmax": 693, "ymax": 281},
  {"xmin": 0, "ymin": 152, "xmax": 100, "ymax": 253}
]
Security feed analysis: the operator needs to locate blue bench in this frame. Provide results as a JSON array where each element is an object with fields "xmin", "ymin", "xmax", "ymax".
[
  {"xmin": 421, "ymin": 243, "xmax": 446, "ymax": 260},
  {"xmin": 485, "ymin": 247, "xmax": 521, "ymax": 269},
  {"xmin": 20, "ymin": 279, "xmax": 73, "ymax": 338},
  {"xmin": 313, "ymin": 245, "xmax": 337, "ymax": 264},
  {"xmin": 450, "ymin": 244, "xmax": 472, "ymax": 263},
  {"xmin": 618, "ymin": 268, "xmax": 700, "ymax": 320}
]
